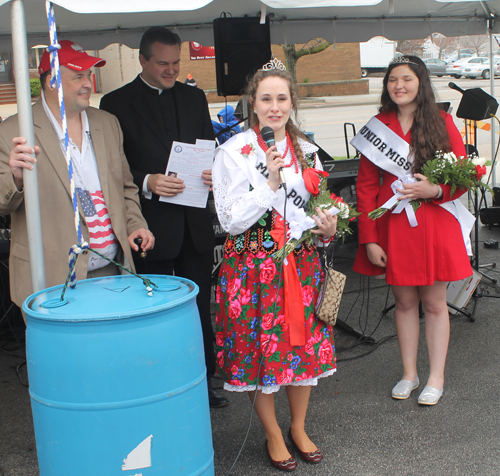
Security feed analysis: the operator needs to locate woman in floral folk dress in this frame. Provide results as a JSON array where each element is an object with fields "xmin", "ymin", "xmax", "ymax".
[{"xmin": 212, "ymin": 66, "xmax": 337, "ymax": 471}]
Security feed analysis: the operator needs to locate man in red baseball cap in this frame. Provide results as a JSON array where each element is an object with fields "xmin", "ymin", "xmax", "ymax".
[
  {"xmin": 36, "ymin": 40, "xmax": 106, "ymax": 116},
  {"xmin": 38, "ymin": 40, "xmax": 106, "ymax": 75},
  {"xmin": 0, "ymin": 40, "xmax": 154, "ymax": 310}
]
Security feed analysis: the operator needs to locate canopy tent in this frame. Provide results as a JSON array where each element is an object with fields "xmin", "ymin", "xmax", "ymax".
[
  {"xmin": 1, "ymin": 0, "xmax": 499, "ymax": 296},
  {"xmin": 0, "ymin": 0, "xmax": 500, "ymax": 50}
]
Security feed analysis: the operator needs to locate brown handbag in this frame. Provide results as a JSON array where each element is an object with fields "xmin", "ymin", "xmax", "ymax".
[{"xmin": 315, "ymin": 256, "xmax": 346, "ymax": 326}]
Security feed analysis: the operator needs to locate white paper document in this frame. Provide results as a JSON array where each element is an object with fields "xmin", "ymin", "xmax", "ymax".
[{"xmin": 159, "ymin": 140, "xmax": 216, "ymax": 208}]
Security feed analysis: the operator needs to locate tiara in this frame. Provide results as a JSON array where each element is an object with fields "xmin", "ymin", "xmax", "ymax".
[
  {"xmin": 389, "ymin": 56, "xmax": 419, "ymax": 66},
  {"xmin": 261, "ymin": 58, "xmax": 287, "ymax": 71}
]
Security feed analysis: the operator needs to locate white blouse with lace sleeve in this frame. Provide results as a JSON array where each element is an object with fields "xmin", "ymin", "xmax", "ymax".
[{"xmin": 212, "ymin": 147, "xmax": 278, "ymax": 236}]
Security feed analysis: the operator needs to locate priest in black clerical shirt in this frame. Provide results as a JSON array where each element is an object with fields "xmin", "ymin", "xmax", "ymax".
[{"xmin": 100, "ymin": 27, "xmax": 228, "ymax": 409}]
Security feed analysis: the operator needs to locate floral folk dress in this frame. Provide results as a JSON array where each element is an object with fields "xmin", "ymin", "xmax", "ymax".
[{"xmin": 212, "ymin": 129, "xmax": 336, "ymax": 394}]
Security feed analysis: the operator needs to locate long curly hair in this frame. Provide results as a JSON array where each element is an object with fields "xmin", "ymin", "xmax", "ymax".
[
  {"xmin": 379, "ymin": 55, "xmax": 451, "ymax": 173},
  {"xmin": 245, "ymin": 69, "xmax": 309, "ymax": 169}
]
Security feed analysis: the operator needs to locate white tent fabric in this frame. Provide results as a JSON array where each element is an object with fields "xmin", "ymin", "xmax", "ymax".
[
  {"xmin": 0, "ymin": 0, "xmax": 499, "ymax": 50},
  {"xmin": 13, "ymin": 0, "xmax": 383, "ymax": 14}
]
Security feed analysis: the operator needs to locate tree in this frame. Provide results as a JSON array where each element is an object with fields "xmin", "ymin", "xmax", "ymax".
[
  {"xmin": 282, "ymin": 38, "xmax": 332, "ymax": 83},
  {"xmin": 430, "ymin": 33, "xmax": 458, "ymax": 59},
  {"xmin": 459, "ymin": 35, "xmax": 489, "ymax": 56},
  {"xmin": 396, "ymin": 39, "xmax": 424, "ymax": 56}
]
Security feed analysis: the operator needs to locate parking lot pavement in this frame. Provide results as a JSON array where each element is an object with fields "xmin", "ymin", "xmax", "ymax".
[{"xmin": 2, "ymin": 220, "xmax": 500, "ymax": 475}]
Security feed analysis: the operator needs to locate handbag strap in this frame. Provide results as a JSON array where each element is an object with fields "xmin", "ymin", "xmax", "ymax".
[{"xmin": 321, "ymin": 243, "xmax": 333, "ymax": 269}]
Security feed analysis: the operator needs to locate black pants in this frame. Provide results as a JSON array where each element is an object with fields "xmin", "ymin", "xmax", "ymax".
[{"xmin": 134, "ymin": 231, "xmax": 216, "ymax": 378}]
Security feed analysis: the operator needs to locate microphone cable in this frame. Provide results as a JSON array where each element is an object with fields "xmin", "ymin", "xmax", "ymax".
[
  {"xmin": 224, "ymin": 174, "xmax": 288, "ymax": 476},
  {"xmin": 335, "ymin": 277, "xmax": 397, "ymax": 361},
  {"xmin": 329, "ymin": 269, "xmax": 398, "ymax": 359}
]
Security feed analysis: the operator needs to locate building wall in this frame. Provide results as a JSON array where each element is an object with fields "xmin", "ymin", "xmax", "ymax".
[
  {"xmin": 179, "ymin": 43, "xmax": 215, "ymax": 91},
  {"xmin": 284, "ymin": 43, "xmax": 361, "ymax": 83},
  {"xmin": 98, "ymin": 43, "xmax": 141, "ymax": 93},
  {"xmin": 297, "ymin": 80, "xmax": 368, "ymax": 97},
  {"xmin": 98, "ymin": 41, "xmax": 362, "ymax": 95}
]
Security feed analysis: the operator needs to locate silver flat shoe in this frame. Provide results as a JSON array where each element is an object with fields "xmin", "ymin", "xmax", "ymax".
[
  {"xmin": 418, "ymin": 386, "xmax": 443, "ymax": 405},
  {"xmin": 392, "ymin": 377, "xmax": 419, "ymax": 399}
]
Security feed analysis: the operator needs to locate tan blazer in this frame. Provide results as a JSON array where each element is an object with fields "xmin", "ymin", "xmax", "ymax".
[{"xmin": 0, "ymin": 101, "xmax": 148, "ymax": 306}]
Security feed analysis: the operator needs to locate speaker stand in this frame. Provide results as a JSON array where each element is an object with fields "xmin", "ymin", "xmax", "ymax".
[{"xmin": 462, "ymin": 123, "xmax": 500, "ymax": 321}]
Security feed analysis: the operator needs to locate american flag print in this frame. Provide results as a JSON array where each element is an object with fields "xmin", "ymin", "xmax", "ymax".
[{"xmin": 77, "ymin": 188, "xmax": 117, "ymax": 250}]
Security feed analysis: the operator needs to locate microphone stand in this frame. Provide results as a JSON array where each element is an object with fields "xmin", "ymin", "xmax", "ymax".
[
  {"xmin": 214, "ymin": 116, "xmax": 248, "ymax": 139},
  {"xmin": 464, "ymin": 120, "xmax": 500, "ymax": 321},
  {"xmin": 468, "ymin": 121, "xmax": 497, "ymax": 285},
  {"xmin": 449, "ymin": 84, "xmax": 500, "ymax": 321}
]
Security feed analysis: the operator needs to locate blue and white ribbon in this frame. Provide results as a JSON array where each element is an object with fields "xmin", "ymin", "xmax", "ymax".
[{"xmin": 46, "ymin": 1, "xmax": 84, "ymax": 288}]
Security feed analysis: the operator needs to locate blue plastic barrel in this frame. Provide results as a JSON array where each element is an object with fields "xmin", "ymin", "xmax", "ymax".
[{"xmin": 23, "ymin": 275, "xmax": 214, "ymax": 476}]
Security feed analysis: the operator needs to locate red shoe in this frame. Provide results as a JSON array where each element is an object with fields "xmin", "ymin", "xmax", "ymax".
[
  {"xmin": 265, "ymin": 441, "xmax": 297, "ymax": 472},
  {"xmin": 288, "ymin": 429, "xmax": 323, "ymax": 464}
]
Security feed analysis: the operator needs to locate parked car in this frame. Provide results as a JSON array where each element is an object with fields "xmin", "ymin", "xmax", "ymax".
[
  {"xmin": 423, "ymin": 58, "xmax": 447, "ymax": 77},
  {"xmin": 492, "ymin": 59, "xmax": 500, "ymax": 77},
  {"xmin": 446, "ymin": 57, "xmax": 487, "ymax": 78},
  {"xmin": 445, "ymin": 51, "xmax": 474, "ymax": 63},
  {"xmin": 463, "ymin": 56, "xmax": 500, "ymax": 79}
]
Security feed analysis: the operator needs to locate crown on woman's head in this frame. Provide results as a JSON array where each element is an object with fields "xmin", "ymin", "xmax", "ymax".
[
  {"xmin": 261, "ymin": 58, "xmax": 287, "ymax": 71},
  {"xmin": 389, "ymin": 56, "xmax": 419, "ymax": 67}
]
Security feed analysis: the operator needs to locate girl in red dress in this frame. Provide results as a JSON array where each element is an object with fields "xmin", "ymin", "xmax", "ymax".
[
  {"xmin": 354, "ymin": 56, "xmax": 472, "ymax": 406},
  {"xmin": 213, "ymin": 67, "xmax": 338, "ymax": 470}
]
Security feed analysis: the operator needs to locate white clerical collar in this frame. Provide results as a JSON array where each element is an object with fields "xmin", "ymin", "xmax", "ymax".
[{"xmin": 139, "ymin": 74, "xmax": 165, "ymax": 95}]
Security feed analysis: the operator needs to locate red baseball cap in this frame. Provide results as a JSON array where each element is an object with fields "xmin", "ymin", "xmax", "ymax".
[{"xmin": 38, "ymin": 40, "xmax": 106, "ymax": 75}]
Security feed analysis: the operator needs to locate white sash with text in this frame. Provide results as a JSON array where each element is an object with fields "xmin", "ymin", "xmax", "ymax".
[
  {"xmin": 350, "ymin": 117, "xmax": 413, "ymax": 176},
  {"xmin": 351, "ymin": 117, "xmax": 475, "ymax": 255},
  {"xmin": 219, "ymin": 129, "xmax": 313, "ymax": 220}
]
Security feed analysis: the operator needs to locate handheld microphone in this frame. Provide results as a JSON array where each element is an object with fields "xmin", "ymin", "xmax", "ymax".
[
  {"xmin": 260, "ymin": 126, "xmax": 286, "ymax": 186},
  {"xmin": 260, "ymin": 126, "xmax": 275, "ymax": 147},
  {"xmin": 448, "ymin": 82, "xmax": 465, "ymax": 94}
]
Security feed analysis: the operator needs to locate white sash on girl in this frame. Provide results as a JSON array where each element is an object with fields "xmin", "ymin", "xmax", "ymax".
[
  {"xmin": 219, "ymin": 129, "xmax": 314, "ymax": 221},
  {"xmin": 350, "ymin": 117, "xmax": 413, "ymax": 177},
  {"xmin": 351, "ymin": 117, "xmax": 475, "ymax": 255}
]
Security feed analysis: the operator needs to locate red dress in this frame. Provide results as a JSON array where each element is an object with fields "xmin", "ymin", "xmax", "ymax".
[{"xmin": 353, "ymin": 110, "xmax": 473, "ymax": 286}]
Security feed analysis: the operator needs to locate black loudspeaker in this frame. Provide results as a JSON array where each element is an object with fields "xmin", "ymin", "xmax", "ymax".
[
  {"xmin": 213, "ymin": 16, "xmax": 272, "ymax": 97},
  {"xmin": 456, "ymin": 88, "xmax": 499, "ymax": 121},
  {"xmin": 480, "ymin": 207, "xmax": 500, "ymax": 227}
]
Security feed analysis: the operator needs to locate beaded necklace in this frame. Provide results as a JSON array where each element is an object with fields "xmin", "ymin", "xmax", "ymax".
[{"xmin": 254, "ymin": 126, "xmax": 299, "ymax": 174}]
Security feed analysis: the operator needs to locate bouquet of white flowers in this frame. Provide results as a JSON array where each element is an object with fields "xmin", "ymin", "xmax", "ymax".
[
  {"xmin": 368, "ymin": 151, "xmax": 491, "ymax": 221},
  {"xmin": 273, "ymin": 168, "xmax": 359, "ymax": 262}
]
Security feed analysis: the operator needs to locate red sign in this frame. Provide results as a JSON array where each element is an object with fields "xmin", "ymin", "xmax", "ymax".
[{"xmin": 189, "ymin": 42, "xmax": 215, "ymax": 60}]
